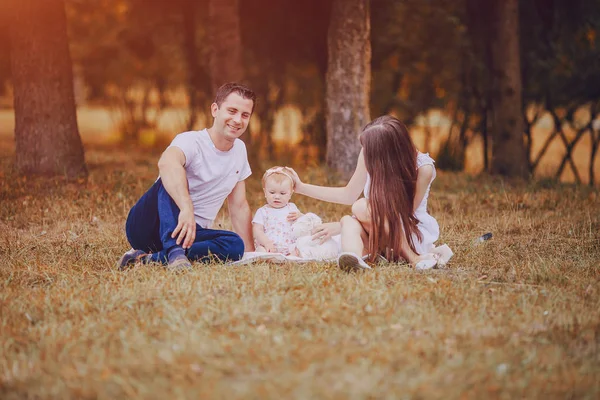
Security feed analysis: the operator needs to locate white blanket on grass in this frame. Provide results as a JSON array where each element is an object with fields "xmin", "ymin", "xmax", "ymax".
[
  {"xmin": 230, "ymin": 243, "xmax": 454, "ymax": 267},
  {"xmin": 229, "ymin": 252, "xmax": 336, "ymax": 266}
]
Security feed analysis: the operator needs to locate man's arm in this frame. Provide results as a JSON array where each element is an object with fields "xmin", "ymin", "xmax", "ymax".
[
  {"xmin": 227, "ymin": 180, "xmax": 254, "ymax": 252},
  {"xmin": 157, "ymin": 147, "xmax": 196, "ymax": 249}
]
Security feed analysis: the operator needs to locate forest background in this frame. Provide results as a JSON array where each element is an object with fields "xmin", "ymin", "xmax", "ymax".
[{"xmin": 1, "ymin": 0, "xmax": 599, "ymax": 184}]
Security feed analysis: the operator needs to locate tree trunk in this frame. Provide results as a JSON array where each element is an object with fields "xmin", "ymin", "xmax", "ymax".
[
  {"xmin": 207, "ymin": 0, "xmax": 244, "ymax": 90},
  {"xmin": 182, "ymin": 0, "xmax": 200, "ymax": 131},
  {"xmin": 207, "ymin": 0, "xmax": 249, "ymax": 147},
  {"xmin": 489, "ymin": 0, "xmax": 528, "ymax": 178},
  {"xmin": 325, "ymin": 0, "xmax": 371, "ymax": 179},
  {"xmin": 8, "ymin": 0, "xmax": 87, "ymax": 179}
]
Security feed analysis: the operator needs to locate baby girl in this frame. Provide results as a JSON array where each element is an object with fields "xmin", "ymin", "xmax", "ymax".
[{"xmin": 252, "ymin": 166, "xmax": 302, "ymax": 254}]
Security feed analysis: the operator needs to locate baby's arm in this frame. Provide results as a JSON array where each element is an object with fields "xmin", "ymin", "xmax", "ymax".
[{"xmin": 252, "ymin": 223, "xmax": 276, "ymax": 252}]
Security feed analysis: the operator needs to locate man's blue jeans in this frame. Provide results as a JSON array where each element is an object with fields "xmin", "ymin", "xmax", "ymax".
[{"xmin": 125, "ymin": 179, "xmax": 244, "ymax": 263}]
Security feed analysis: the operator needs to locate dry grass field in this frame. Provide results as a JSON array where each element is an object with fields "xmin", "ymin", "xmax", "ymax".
[{"xmin": 0, "ymin": 139, "xmax": 599, "ymax": 399}]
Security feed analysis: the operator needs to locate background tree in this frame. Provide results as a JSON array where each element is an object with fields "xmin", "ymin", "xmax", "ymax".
[
  {"xmin": 2, "ymin": 0, "xmax": 597, "ymax": 184},
  {"xmin": 208, "ymin": 0, "xmax": 249, "ymax": 146},
  {"xmin": 326, "ymin": 0, "xmax": 371, "ymax": 178},
  {"xmin": 180, "ymin": 0, "xmax": 211, "ymax": 131},
  {"xmin": 488, "ymin": 0, "xmax": 529, "ymax": 178},
  {"xmin": 7, "ymin": 0, "xmax": 87, "ymax": 178}
]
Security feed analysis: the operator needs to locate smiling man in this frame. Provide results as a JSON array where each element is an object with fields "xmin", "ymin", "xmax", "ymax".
[{"xmin": 117, "ymin": 83, "xmax": 256, "ymax": 271}]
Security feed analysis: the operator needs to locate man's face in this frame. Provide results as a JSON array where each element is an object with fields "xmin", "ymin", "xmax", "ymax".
[
  {"xmin": 211, "ymin": 92, "xmax": 254, "ymax": 142},
  {"xmin": 263, "ymin": 177, "xmax": 293, "ymax": 209}
]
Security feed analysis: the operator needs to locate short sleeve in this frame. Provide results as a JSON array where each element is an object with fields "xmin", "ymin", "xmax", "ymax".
[
  {"xmin": 417, "ymin": 152, "xmax": 435, "ymax": 169},
  {"xmin": 237, "ymin": 141, "xmax": 252, "ymax": 181},
  {"xmin": 252, "ymin": 207, "xmax": 266, "ymax": 225},
  {"xmin": 289, "ymin": 203, "xmax": 300, "ymax": 213},
  {"xmin": 168, "ymin": 132, "xmax": 198, "ymax": 168},
  {"xmin": 416, "ymin": 152, "xmax": 436, "ymax": 180}
]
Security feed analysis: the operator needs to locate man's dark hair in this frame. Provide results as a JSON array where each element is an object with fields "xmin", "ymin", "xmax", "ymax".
[{"xmin": 214, "ymin": 82, "xmax": 257, "ymax": 112}]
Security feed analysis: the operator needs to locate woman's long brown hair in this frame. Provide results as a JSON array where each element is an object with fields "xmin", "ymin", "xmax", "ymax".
[{"xmin": 360, "ymin": 116, "xmax": 422, "ymax": 262}]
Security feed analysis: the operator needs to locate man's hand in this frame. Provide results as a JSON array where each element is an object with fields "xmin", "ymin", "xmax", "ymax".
[
  {"xmin": 172, "ymin": 207, "xmax": 196, "ymax": 249},
  {"xmin": 311, "ymin": 222, "xmax": 341, "ymax": 244},
  {"xmin": 287, "ymin": 211, "xmax": 303, "ymax": 222}
]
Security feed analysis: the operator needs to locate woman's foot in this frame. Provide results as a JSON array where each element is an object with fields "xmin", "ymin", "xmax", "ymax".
[
  {"xmin": 414, "ymin": 254, "xmax": 439, "ymax": 270},
  {"xmin": 337, "ymin": 252, "xmax": 372, "ymax": 272},
  {"xmin": 414, "ymin": 244, "xmax": 454, "ymax": 270}
]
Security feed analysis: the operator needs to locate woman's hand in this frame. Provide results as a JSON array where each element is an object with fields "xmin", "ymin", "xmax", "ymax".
[
  {"xmin": 311, "ymin": 222, "xmax": 342, "ymax": 244},
  {"xmin": 287, "ymin": 168, "xmax": 304, "ymax": 193}
]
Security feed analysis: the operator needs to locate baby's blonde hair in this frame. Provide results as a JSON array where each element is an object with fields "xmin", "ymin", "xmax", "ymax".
[{"xmin": 262, "ymin": 166, "xmax": 295, "ymax": 190}]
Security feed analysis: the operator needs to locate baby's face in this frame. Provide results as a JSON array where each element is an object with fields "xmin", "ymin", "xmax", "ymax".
[{"xmin": 264, "ymin": 177, "xmax": 293, "ymax": 209}]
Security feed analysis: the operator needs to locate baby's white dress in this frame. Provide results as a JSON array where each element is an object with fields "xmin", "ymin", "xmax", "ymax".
[
  {"xmin": 363, "ymin": 152, "xmax": 440, "ymax": 255},
  {"xmin": 252, "ymin": 203, "xmax": 300, "ymax": 255}
]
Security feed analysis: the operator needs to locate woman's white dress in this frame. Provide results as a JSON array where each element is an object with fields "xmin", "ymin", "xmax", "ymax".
[{"xmin": 363, "ymin": 152, "xmax": 439, "ymax": 255}]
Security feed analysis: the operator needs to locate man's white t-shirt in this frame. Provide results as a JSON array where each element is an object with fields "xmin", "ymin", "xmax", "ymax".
[{"xmin": 167, "ymin": 129, "xmax": 251, "ymax": 228}]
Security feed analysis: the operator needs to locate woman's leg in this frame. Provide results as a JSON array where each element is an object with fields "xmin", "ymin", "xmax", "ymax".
[
  {"xmin": 340, "ymin": 215, "xmax": 368, "ymax": 256},
  {"xmin": 351, "ymin": 198, "xmax": 371, "ymax": 234},
  {"xmin": 352, "ymin": 198, "xmax": 423, "ymax": 265}
]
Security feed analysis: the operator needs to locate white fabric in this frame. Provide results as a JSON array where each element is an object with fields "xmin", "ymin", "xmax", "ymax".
[
  {"xmin": 291, "ymin": 213, "xmax": 339, "ymax": 260},
  {"xmin": 229, "ymin": 252, "xmax": 335, "ymax": 266},
  {"xmin": 252, "ymin": 203, "xmax": 300, "ymax": 254},
  {"xmin": 167, "ymin": 129, "xmax": 251, "ymax": 228},
  {"xmin": 362, "ymin": 152, "xmax": 439, "ymax": 255}
]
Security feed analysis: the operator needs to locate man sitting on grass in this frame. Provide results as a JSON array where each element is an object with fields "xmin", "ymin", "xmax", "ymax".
[{"xmin": 117, "ymin": 82, "xmax": 256, "ymax": 271}]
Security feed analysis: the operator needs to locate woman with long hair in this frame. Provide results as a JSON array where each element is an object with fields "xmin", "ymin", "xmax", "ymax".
[{"xmin": 290, "ymin": 115, "xmax": 450, "ymax": 271}]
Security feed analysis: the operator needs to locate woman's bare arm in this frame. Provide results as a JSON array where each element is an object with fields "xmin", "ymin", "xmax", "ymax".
[
  {"xmin": 291, "ymin": 149, "xmax": 368, "ymax": 206},
  {"xmin": 413, "ymin": 165, "xmax": 434, "ymax": 211}
]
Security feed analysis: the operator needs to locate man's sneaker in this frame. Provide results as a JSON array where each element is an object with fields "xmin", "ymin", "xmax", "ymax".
[
  {"xmin": 117, "ymin": 249, "xmax": 148, "ymax": 271},
  {"xmin": 166, "ymin": 256, "xmax": 192, "ymax": 272},
  {"xmin": 337, "ymin": 252, "xmax": 372, "ymax": 272}
]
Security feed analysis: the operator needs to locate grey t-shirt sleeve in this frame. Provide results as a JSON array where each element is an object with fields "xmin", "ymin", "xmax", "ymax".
[{"xmin": 168, "ymin": 132, "xmax": 198, "ymax": 168}]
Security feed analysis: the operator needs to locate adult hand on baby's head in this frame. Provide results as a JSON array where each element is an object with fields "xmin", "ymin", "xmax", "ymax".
[
  {"xmin": 310, "ymin": 222, "xmax": 342, "ymax": 244},
  {"xmin": 286, "ymin": 168, "xmax": 303, "ymax": 192}
]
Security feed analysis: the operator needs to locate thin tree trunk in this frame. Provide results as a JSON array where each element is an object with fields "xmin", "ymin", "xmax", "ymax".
[
  {"xmin": 482, "ymin": 107, "xmax": 489, "ymax": 172},
  {"xmin": 208, "ymin": 0, "xmax": 244, "ymax": 89},
  {"xmin": 207, "ymin": 0, "xmax": 250, "ymax": 148},
  {"xmin": 182, "ymin": 0, "xmax": 199, "ymax": 131},
  {"xmin": 326, "ymin": 0, "xmax": 371, "ymax": 178},
  {"xmin": 591, "ymin": 127, "xmax": 599, "ymax": 187},
  {"xmin": 489, "ymin": 0, "xmax": 528, "ymax": 178},
  {"xmin": 8, "ymin": 0, "xmax": 87, "ymax": 178}
]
